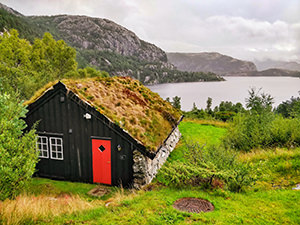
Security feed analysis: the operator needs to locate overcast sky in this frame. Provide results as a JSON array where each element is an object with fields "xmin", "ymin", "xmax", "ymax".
[{"xmin": 2, "ymin": 0, "xmax": 300, "ymax": 62}]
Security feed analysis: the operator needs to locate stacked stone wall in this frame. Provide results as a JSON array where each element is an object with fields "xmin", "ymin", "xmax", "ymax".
[{"xmin": 132, "ymin": 127, "xmax": 181, "ymax": 188}]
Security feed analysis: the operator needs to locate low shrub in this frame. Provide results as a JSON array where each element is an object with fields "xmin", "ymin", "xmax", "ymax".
[
  {"xmin": 224, "ymin": 113, "xmax": 300, "ymax": 151},
  {"xmin": 156, "ymin": 160, "xmax": 226, "ymax": 188},
  {"xmin": 270, "ymin": 116, "xmax": 300, "ymax": 148},
  {"xmin": 224, "ymin": 88, "xmax": 300, "ymax": 151},
  {"xmin": 157, "ymin": 141, "xmax": 256, "ymax": 192},
  {"xmin": 224, "ymin": 112, "xmax": 274, "ymax": 151},
  {"xmin": 275, "ymin": 94, "xmax": 300, "ymax": 118}
]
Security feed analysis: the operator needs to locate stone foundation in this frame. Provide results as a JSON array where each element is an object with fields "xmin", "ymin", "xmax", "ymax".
[{"xmin": 132, "ymin": 126, "xmax": 181, "ymax": 189}]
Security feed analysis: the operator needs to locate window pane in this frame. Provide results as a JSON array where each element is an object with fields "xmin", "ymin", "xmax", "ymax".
[
  {"xmin": 50, "ymin": 137, "xmax": 63, "ymax": 160},
  {"xmin": 36, "ymin": 136, "xmax": 48, "ymax": 158}
]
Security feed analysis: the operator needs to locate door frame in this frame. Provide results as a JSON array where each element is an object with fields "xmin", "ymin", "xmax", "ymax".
[{"xmin": 91, "ymin": 136, "xmax": 112, "ymax": 185}]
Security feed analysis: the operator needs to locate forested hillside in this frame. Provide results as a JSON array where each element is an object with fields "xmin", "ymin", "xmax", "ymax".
[{"xmin": 167, "ymin": 52, "xmax": 257, "ymax": 76}]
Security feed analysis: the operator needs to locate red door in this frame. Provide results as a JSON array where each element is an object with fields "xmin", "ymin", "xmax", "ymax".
[{"xmin": 92, "ymin": 138, "xmax": 111, "ymax": 185}]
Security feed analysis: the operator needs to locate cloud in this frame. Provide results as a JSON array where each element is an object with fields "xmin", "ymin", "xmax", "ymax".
[
  {"xmin": 140, "ymin": 15, "xmax": 300, "ymax": 62},
  {"xmin": 1, "ymin": 0, "xmax": 299, "ymax": 62}
]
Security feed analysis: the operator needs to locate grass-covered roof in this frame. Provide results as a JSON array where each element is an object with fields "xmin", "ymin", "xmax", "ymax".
[{"xmin": 27, "ymin": 76, "xmax": 181, "ymax": 152}]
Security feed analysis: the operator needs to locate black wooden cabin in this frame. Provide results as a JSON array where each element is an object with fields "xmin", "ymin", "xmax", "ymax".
[{"xmin": 25, "ymin": 79, "xmax": 182, "ymax": 187}]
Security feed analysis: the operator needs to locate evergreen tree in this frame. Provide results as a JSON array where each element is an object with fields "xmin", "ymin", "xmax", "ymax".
[
  {"xmin": 206, "ymin": 97, "xmax": 212, "ymax": 113},
  {"xmin": 172, "ymin": 96, "xmax": 181, "ymax": 110}
]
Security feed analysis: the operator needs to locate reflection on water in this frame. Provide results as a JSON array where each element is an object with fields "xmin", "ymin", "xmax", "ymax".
[{"xmin": 147, "ymin": 77, "xmax": 300, "ymax": 111}]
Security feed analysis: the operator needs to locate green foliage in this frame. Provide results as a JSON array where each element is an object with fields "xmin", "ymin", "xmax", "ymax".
[
  {"xmin": 213, "ymin": 101, "xmax": 245, "ymax": 121},
  {"xmin": 275, "ymin": 93, "xmax": 300, "ymax": 118},
  {"xmin": 224, "ymin": 90, "xmax": 300, "ymax": 151},
  {"xmin": 77, "ymin": 67, "xmax": 109, "ymax": 78},
  {"xmin": 224, "ymin": 88, "xmax": 275, "ymax": 151},
  {"xmin": 226, "ymin": 112, "xmax": 300, "ymax": 151},
  {"xmin": 156, "ymin": 160, "xmax": 220, "ymax": 187},
  {"xmin": 206, "ymin": 97, "xmax": 212, "ymax": 112},
  {"xmin": 171, "ymin": 96, "xmax": 181, "ymax": 110},
  {"xmin": 0, "ymin": 29, "xmax": 77, "ymax": 99},
  {"xmin": 215, "ymin": 101, "xmax": 244, "ymax": 113},
  {"xmin": 157, "ymin": 141, "xmax": 256, "ymax": 192},
  {"xmin": 184, "ymin": 100, "xmax": 245, "ymax": 122},
  {"xmin": 31, "ymin": 32, "xmax": 78, "ymax": 79},
  {"xmin": 213, "ymin": 111, "xmax": 236, "ymax": 121},
  {"xmin": 269, "ymin": 116, "xmax": 300, "ymax": 148},
  {"xmin": 184, "ymin": 107, "xmax": 207, "ymax": 120},
  {"xmin": 0, "ymin": 89, "xmax": 38, "ymax": 200},
  {"xmin": 224, "ymin": 112, "xmax": 275, "ymax": 151},
  {"xmin": 0, "ymin": 29, "xmax": 109, "ymax": 100},
  {"xmin": 246, "ymin": 88, "xmax": 274, "ymax": 114}
]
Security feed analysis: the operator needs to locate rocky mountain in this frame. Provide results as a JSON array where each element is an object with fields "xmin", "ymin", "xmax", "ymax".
[
  {"xmin": 167, "ymin": 52, "xmax": 300, "ymax": 78},
  {"xmin": 0, "ymin": 3, "xmax": 223, "ymax": 84},
  {"xmin": 247, "ymin": 68, "xmax": 300, "ymax": 77},
  {"xmin": 254, "ymin": 59, "xmax": 300, "ymax": 72},
  {"xmin": 0, "ymin": 3, "xmax": 23, "ymax": 16},
  {"xmin": 28, "ymin": 15, "xmax": 167, "ymax": 63},
  {"xmin": 2, "ymin": 3, "xmax": 166, "ymax": 62},
  {"xmin": 167, "ymin": 52, "xmax": 257, "ymax": 76}
]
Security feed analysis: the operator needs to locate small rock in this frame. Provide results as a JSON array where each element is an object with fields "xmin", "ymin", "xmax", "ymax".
[
  {"xmin": 88, "ymin": 185, "xmax": 109, "ymax": 197},
  {"xmin": 292, "ymin": 184, "xmax": 300, "ymax": 190}
]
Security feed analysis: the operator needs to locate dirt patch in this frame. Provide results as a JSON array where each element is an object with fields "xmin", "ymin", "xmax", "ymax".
[
  {"xmin": 88, "ymin": 186, "xmax": 109, "ymax": 197},
  {"xmin": 173, "ymin": 197, "xmax": 214, "ymax": 213},
  {"xmin": 123, "ymin": 88, "xmax": 147, "ymax": 106}
]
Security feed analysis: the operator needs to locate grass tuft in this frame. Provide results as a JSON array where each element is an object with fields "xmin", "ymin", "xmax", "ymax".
[
  {"xmin": 23, "ymin": 80, "xmax": 58, "ymax": 106},
  {"xmin": 183, "ymin": 118, "xmax": 229, "ymax": 128},
  {"xmin": 0, "ymin": 194, "xmax": 102, "ymax": 225}
]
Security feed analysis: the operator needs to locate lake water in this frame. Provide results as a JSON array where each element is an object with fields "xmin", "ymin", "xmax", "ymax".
[{"xmin": 147, "ymin": 77, "xmax": 300, "ymax": 111}]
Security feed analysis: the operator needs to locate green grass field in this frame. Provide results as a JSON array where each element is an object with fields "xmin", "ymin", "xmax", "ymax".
[
  {"xmin": 1, "ymin": 120, "xmax": 300, "ymax": 225},
  {"xmin": 168, "ymin": 121, "xmax": 227, "ymax": 162}
]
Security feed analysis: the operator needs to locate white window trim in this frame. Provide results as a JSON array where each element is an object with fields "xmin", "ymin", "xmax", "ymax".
[
  {"xmin": 49, "ymin": 137, "xmax": 64, "ymax": 160},
  {"xmin": 36, "ymin": 136, "xmax": 49, "ymax": 158}
]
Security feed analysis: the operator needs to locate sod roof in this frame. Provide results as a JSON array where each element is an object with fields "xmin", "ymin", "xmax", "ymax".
[{"xmin": 26, "ymin": 77, "xmax": 182, "ymax": 152}]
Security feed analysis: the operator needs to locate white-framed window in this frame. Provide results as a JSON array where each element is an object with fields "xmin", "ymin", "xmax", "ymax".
[
  {"xmin": 49, "ymin": 137, "xmax": 64, "ymax": 160},
  {"xmin": 36, "ymin": 136, "xmax": 49, "ymax": 158}
]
